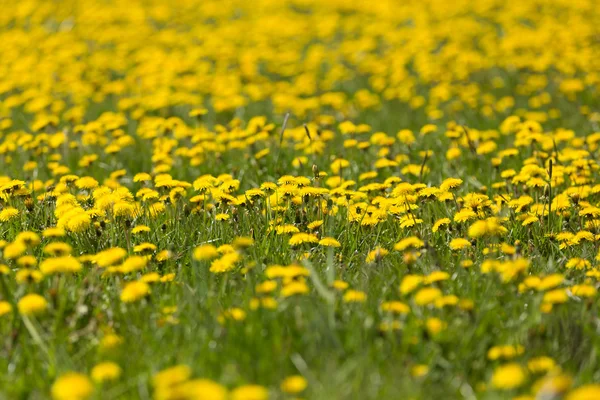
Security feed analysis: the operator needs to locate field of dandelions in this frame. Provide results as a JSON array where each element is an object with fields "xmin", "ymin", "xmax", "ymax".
[{"xmin": 1, "ymin": 0, "xmax": 600, "ymax": 399}]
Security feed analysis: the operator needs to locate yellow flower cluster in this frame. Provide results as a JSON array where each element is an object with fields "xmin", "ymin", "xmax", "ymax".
[{"xmin": 0, "ymin": 0, "xmax": 599, "ymax": 398}]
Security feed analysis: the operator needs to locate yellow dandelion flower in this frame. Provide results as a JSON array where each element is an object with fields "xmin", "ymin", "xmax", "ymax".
[
  {"xmin": 343, "ymin": 289, "xmax": 367, "ymax": 303},
  {"xmin": 75, "ymin": 177, "xmax": 99, "ymax": 190},
  {"xmin": 40, "ymin": 256, "xmax": 82, "ymax": 275},
  {"xmin": 318, "ymin": 237, "xmax": 340, "ymax": 247},
  {"xmin": 307, "ymin": 220, "xmax": 324, "ymax": 230},
  {"xmin": 426, "ymin": 317, "xmax": 447, "ymax": 335},
  {"xmin": 120, "ymin": 281, "xmax": 151, "ymax": 303},
  {"xmin": 432, "ymin": 218, "xmax": 451, "ymax": 232},
  {"xmin": 399, "ymin": 275, "xmax": 424, "ymax": 295},
  {"xmin": 15, "ymin": 269, "xmax": 43, "ymax": 284},
  {"xmin": 51, "ymin": 372, "xmax": 93, "ymax": 400},
  {"xmin": 491, "ymin": 363, "xmax": 526, "ymax": 390},
  {"xmin": 43, "ymin": 227, "xmax": 66, "ymax": 238},
  {"xmin": 193, "ymin": 244, "xmax": 219, "ymax": 261},
  {"xmin": 231, "ymin": 385, "xmax": 269, "ymax": 400},
  {"xmin": 99, "ymin": 333, "xmax": 124, "ymax": 351},
  {"xmin": 380, "ymin": 301, "xmax": 410, "ymax": 314},
  {"xmin": 233, "ymin": 236, "xmax": 254, "ymax": 249},
  {"xmin": 414, "ymin": 287, "xmax": 442, "ymax": 306},
  {"xmin": 566, "ymin": 385, "xmax": 600, "ymax": 400},
  {"xmin": 453, "ymin": 208, "xmax": 477, "ymax": 223},
  {"xmin": 0, "ymin": 207, "xmax": 19, "ymax": 222},
  {"xmin": 440, "ymin": 178, "xmax": 463, "ymax": 192},
  {"xmin": 281, "ymin": 281, "xmax": 309, "ymax": 297},
  {"xmin": 153, "ymin": 365, "xmax": 192, "ymax": 389},
  {"xmin": 288, "ymin": 233, "xmax": 319, "ymax": 246},
  {"xmin": 280, "ymin": 375, "xmax": 307, "ymax": 394},
  {"xmin": 91, "ymin": 362, "xmax": 122, "ymax": 383},
  {"xmin": 394, "ymin": 236, "xmax": 424, "ymax": 251},
  {"xmin": 215, "ymin": 213, "xmax": 230, "ymax": 221},
  {"xmin": 132, "ymin": 225, "xmax": 151, "ymax": 234},
  {"xmin": 449, "ymin": 238, "xmax": 471, "ymax": 250},
  {"xmin": 0, "ymin": 301, "xmax": 12, "ymax": 317},
  {"xmin": 366, "ymin": 247, "xmax": 389, "ymax": 263},
  {"xmin": 411, "ymin": 365, "xmax": 429, "ymax": 377},
  {"xmin": 332, "ymin": 280, "xmax": 349, "ymax": 291},
  {"xmin": 18, "ymin": 294, "xmax": 48, "ymax": 316},
  {"xmin": 177, "ymin": 379, "xmax": 228, "ymax": 400}
]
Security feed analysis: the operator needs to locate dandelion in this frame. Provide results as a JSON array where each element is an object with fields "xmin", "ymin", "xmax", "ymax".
[
  {"xmin": 132, "ymin": 225, "xmax": 151, "ymax": 234},
  {"xmin": 380, "ymin": 301, "xmax": 410, "ymax": 314},
  {"xmin": 0, "ymin": 301, "xmax": 12, "ymax": 317},
  {"xmin": 209, "ymin": 252, "xmax": 240, "ymax": 274},
  {"xmin": 134, "ymin": 243, "xmax": 157, "ymax": 253},
  {"xmin": 43, "ymin": 227, "xmax": 66, "ymax": 238},
  {"xmin": 535, "ymin": 374, "xmax": 573, "ymax": 398},
  {"xmin": 193, "ymin": 244, "xmax": 219, "ymax": 260},
  {"xmin": 288, "ymin": 233, "xmax": 319, "ymax": 246},
  {"xmin": 218, "ymin": 308, "xmax": 246, "ymax": 323},
  {"xmin": 449, "ymin": 238, "xmax": 471, "ymax": 250},
  {"xmin": 275, "ymin": 225, "xmax": 300, "ymax": 235},
  {"xmin": 307, "ymin": 220, "xmax": 324, "ymax": 230},
  {"xmin": 281, "ymin": 375, "xmax": 307, "ymax": 394},
  {"xmin": 411, "ymin": 365, "xmax": 429, "ymax": 377},
  {"xmin": 394, "ymin": 236, "xmax": 424, "ymax": 251},
  {"xmin": 17, "ymin": 294, "xmax": 48, "ymax": 316},
  {"xmin": 40, "ymin": 256, "xmax": 82, "ymax": 275},
  {"xmin": 426, "ymin": 317, "xmax": 447, "ymax": 335},
  {"xmin": 281, "ymin": 281, "xmax": 309, "ymax": 297},
  {"xmin": 566, "ymin": 385, "xmax": 600, "ymax": 400},
  {"xmin": 155, "ymin": 250, "xmax": 173, "ymax": 262},
  {"xmin": 16, "ymin": 269, "xmax": 44, "ymax": 284},
  {"xmin": 399, "ymin": 275, "xmax": 424, "ymax": 295},
  {"xmin": 120, "ymin": 281, "xmax": 151, "ymax": 303},
  {"xmin": 0, "ymin": 241, "xmax": 23, "ymax": 260},
  {"xmin": 454, "ymin": 209, "xmax": 477, "ymax": 223},
  {"xmin": 153, "ymin": 365, "xmax": 192, "ymax": 389},
  {"xmin": 91, "ymin": 362, "xmax": 122, "ymax": 383},
  {"xmin": 95, "ymin": 247, "xmax": 128, "ymax": 267},
  {"xmin": 414, "ymin": 287, "xmax": 442, "ymax": 306},
  {"xmin": 537, "ymin": 274, "xmax": 564, "ymax": 291},
  {"xmin": 17, "ymin": 255, "xmax": 37, "ymax": 268},
  {"xmin": 51, "ymin": 373, "xmax": 93, "ymax": 400},
  {"xmin": 15, "ymin": 231, "xmax": 40, "ymax": 247},
  {"xmin": 66, "ymin": 213, "xmax": 91, "ymax": 233},
  {"xmin": 76, "ymin": 177, "xmax": 99, "ymax": 190},
  {"xmin": 491, "ymin": 363, "xmax": 526, "ymax": 390},
  {"xmin": 565, "ymin": 258, "xmax": 591, "ymax": 270},
  {"xmin": 528, "ymin": 357, "xmax": 556, "ymax": 374},
  {"xmin": 332, "ymin": 280, "xmax": 349, "ymax": 291},
  {"xmin": 366, "ymin": 247, "xmax": 389, "ymax": 263},
  {"xmin": 440, "ymin": 178, "xmax": 463, "ymax": 192},
  {"xmin": 0, "ymin": 207, "xmax": 19, "ymax": 222},
  {"xmin": 215, "ymin": 213, "xmax": 230, "ymax": 221},
  {"xmin": 44, "ymin": 242, "xmax": 73, "ymax": 256},
  {"xmin": 319, "ymin": 237, "xmax": 340, "ymax": 247},
  {"xmin": 178, "ymin": 379, "xmax": 228, "ymax": 400},
  {"xmin": 233, "ymin": 236, "xmax": 254, "ymax": 249},
  {"xmin": 343, "ymin": 290, "xmax": 367, "ymax": 303},
  {"xmin": 468, "ymin": 218, "xmax": 507, "ymax": 238},
  {"xmin": 424, "ymin": 271, "xmax": 450, "ymax": 284},
  {"xmin": 231, "ymin": 385, "xmax": 269, "ymax": 400},
  {"xmin": 432, "ymin": 218, "xmax": 451, "ymax": 232},
  {"xmin": 99, "ymin": 333, "xmax": 124, "ymax": 351},
  {"xmin": 543, "ymin": 289, "xmax": 568, "ymax": 304},
  {"xmin": 120, "ymin": 256, "xmax": 148, "ymax": 273}
]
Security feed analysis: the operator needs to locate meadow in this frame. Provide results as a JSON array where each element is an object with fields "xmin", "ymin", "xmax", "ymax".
[{"xmin": 0, "ymin": 0, "xmax": 600, "ymax": 399}]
